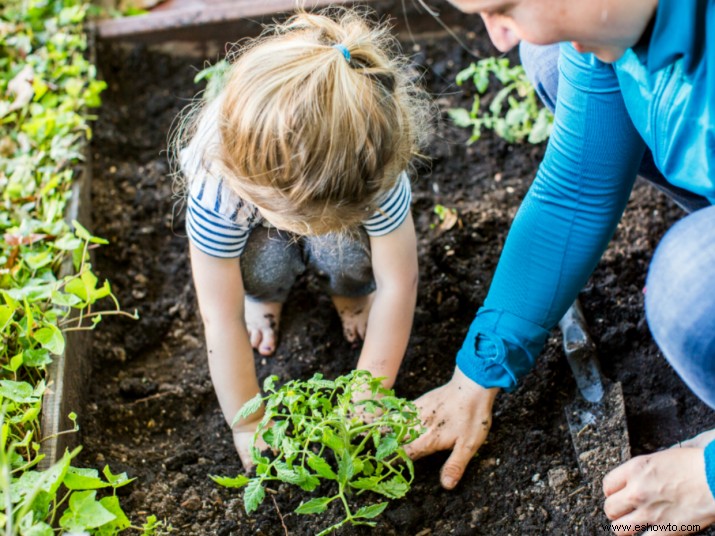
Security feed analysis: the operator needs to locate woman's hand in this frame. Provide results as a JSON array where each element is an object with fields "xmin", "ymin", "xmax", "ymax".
[{"xmin": 404, "ymin": 367, "xmax": 499, "ymax": 489}]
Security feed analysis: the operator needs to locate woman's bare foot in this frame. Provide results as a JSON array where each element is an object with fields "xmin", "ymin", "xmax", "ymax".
[
  {"xmin": 244, "ymin": 299, "xmax": 282, "ymax": 355},
  {"xmin": 331, "ymin": 293, "xmax": 374, "ymax": 343},
  {"xmin": 603, "ymin": 447, "xmax": 715, "ymax": 535}
]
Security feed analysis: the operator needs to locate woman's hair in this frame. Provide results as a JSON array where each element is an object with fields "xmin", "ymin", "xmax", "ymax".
[{"xmin": 173, "ymin": 7, "xmax": 430, "ymax": 235}]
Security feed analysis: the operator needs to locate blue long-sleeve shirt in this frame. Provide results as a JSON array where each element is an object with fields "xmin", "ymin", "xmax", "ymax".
[{"xmin": 456, "ymin": 0, "xmax": 715, "ymax": 495}]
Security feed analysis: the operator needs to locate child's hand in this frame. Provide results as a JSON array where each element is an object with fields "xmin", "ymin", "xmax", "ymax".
[
  {"xmin": 232, "ymin": 416, "xmax": 273, "ymax": 471},
  {"xmin": 232, "ymin": 411, "xmax": 269, "ymax": 470},
  {"xmin": 232, "ymin": 426, "xmax": 259, "ymax": 470}
]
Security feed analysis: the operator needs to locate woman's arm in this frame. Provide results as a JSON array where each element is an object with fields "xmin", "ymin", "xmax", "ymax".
[
  {"xmin": 457, "ymin": 44, "xmax": 648, "ymax": 391},
  {"xmin": 356, "ymin": 212, "xmax": 418, "ymax": 388},
  {"xmin": 189, "ymin": 243, "xmax": 262, "ymax": 462}
]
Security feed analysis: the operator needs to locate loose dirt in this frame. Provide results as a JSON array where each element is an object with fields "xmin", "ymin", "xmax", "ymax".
[{"xmin": 80, "ymin": 6, "xmax": 715, "ymax": 535}]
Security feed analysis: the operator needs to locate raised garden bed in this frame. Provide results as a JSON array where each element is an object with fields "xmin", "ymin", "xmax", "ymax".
[{"xmin": 77, "ymin": 4, "xmax": 715, "ymax": 534}]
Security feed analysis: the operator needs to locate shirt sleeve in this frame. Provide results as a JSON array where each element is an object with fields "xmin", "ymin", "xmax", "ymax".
[
  {"xmin": 706, "ymin": 440, "xmax": 715, "ymax": 501},
  {"xmin": 456, "ymin": 44, "xmax": 647, "ymax": 391},
  {"xmin": 186, "ymin": 174, "xmax": 257, "ymax": 258},
  {"xmin": 362, "ymin": 172, "xmax": 412, "ymax": 236}
]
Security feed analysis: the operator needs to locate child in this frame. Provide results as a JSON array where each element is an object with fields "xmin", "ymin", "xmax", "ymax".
[{"xmin": 174, "ymin": 8, "xmax": 429, "ymax": 468}]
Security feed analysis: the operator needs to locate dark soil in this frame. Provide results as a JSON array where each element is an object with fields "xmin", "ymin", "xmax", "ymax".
[{"xmin": 81, "ymin": 4, "xmax": 715, "ymax": 535}]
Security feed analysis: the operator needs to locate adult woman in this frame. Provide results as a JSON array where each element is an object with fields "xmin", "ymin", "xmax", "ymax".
[{"xmin": 405, "ymin": 1, "xmax": 715, "ymax": 534}]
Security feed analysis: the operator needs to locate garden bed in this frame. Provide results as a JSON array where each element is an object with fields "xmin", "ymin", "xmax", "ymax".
[{"xmin": 79, "ymin": 8, "xmax": 715, "ymax": 535}]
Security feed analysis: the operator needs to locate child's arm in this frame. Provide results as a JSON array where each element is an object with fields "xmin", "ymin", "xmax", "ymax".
[
  {"xmin": 189, "ymin": 243, "xmax": 262, "ymax": 464},
  {"xmin": 357, "ymin": 212, "xmax": 419, "ymax": 388}
]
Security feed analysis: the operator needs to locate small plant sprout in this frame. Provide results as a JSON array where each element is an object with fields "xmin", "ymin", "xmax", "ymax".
[
  {"xmin": 431, "ymin": 204, "xmax": 460, "ymax": 232},
  {"xmin": 448, "ymin": 57, "xmax": 553, "ymax": 144},
  {"xmin": 213, "ymin": 370, "xmax": 424, "ymax": 535}
]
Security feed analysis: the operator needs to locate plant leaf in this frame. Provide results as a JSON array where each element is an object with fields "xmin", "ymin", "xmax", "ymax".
[
  {"xmin": 375, "ymin": 436, "xmax": 398, "ymax": 461},
  {"xmin": 59, "ymin": 490, "xmax": 116, "ymax": 530},
  {"xmin": 33, "ymin": 324, "xmax": 65, "ymax": 355},
  {"xmin": 307, "ymin": 453, "xmax": 337, "ymax": 480},
  {"xmin": 243, "ymin": 479, "xmax": 265, "ymax": 514},
  {"xmin": 294, "ymin": 496, "xmax": 332, "ymax": 515},
  {"xmin": 233, "ymin": 393, "xmax": 263, "ymax": 425},
  {"xmin": 353, "ymin": 502, "xmax": 388, "ymax": 519},
  {"xmin": 211, "ymin": 474, "xmax": 249, "ymax": 488},
  {"xmin": 337, "ymin": 454, "xmax": 354, "ymax": 485}
]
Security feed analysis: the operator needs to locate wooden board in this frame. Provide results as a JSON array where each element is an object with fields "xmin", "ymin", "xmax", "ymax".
[
  {"xmin": 39, "ymin": 159, "xmax": 93, "ymax": 470},
  {"xmin": 94, "ymin": 0, "xmax": 367, "ymax": 42}
]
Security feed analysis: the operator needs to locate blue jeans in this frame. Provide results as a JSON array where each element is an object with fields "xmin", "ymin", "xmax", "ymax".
[{"xmin": 520, "ymin": 42, "xmax": 715, "ymax": 409}]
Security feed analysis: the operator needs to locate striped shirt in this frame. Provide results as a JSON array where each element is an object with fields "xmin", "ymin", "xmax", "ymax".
[{"xmin": 181, "ymin": 104, "xmax": 412, "ymax": 259}]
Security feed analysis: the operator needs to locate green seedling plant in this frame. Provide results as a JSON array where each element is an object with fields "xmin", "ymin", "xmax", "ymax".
[
  {"xmin": 213, "ymin": 371, "xmax": 424, "ymax": 536},
  {"xmin": 448, "ymin": 57, "xmax": 553, "ymax": 144},
  {"xmin": 193, "ymin": 59, "xmax": 229, "ymax": 102}
]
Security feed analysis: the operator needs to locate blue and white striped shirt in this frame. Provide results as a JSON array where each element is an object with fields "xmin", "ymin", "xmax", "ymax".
[{"xmin": 181, "ymin": 108, "xmax": 412, "ymax": 259}]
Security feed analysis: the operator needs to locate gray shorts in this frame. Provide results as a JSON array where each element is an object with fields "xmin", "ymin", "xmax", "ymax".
[{"xmin": 240, "ymin": 226, "xmax": 375, "ymax": 303}]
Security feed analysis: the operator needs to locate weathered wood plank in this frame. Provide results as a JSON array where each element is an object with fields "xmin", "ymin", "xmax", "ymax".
[{"xmin": 95, "ymin": 0, "xmax": 367, "ymax": 41}]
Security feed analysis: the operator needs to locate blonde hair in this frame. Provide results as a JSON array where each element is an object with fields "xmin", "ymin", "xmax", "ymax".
[{"xmin": 174, "ymin": 7, "xmax": 430, "ymax": 235}]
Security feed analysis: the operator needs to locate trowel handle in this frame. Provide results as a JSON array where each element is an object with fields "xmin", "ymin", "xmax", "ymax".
[{"xmin": 558, "ymin": 299, "xmax": 605, "ymax": 403}]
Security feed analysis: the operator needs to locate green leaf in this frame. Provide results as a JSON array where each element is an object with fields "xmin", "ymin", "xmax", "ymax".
[
  {"xmin": 294, "ymin": 496, "xmax": 332, "ymax": 515},
  {"xmin": 232, "ymin": 393, "xmax": 263, "ymax": 425},
  {"xmin": 72, "ymin": 220, "xmax": 109, "ymax": 244},
  {"xmin": 53, "ymin": 233, "xmax": 82, "ymax": 251},
  {"xmin": 23, "ymin": 348, "xmax": 53, "ymax": 367},
  {"xmin": 350, "ymin": 477, "xmax": 379, "ymax": 491},
  {"xmin": 24, "ymin": 250, "xmax": 53, "ymax": 270},
  {"xmin": 63, "ymin": 467, "xmax": 112, "ymax": 490},
  {"xmin": 375, "ymin": 436, "xmax": 398, "ymax": 461},
  {"xmin": 59, "ymin": 490, "xmax": 116, "ymax": 530},
  {"xmin": 354, "ymin": 502, "xmax": 388, "ymax": 519},
  {"xmin": 243, "ymin": 479, "xmax": 265, "ymax": 514},
  {"xmin": 51, "ymin": 290, "xmax": 82, "ymax": 307},
  {"xmin": 33, "ymin": 324, "xmax": 65, "ymax": 355},
  {"xmin": 0, "ymin": 380, "xmax": 38, "ymax": 403},
  {"xmin": 3, "ymin": 352, "xmax": 24, "ymax": 372},
  {"xmin": 307, "ymin": 453, "xmax": 337, "ymax": 480},
  {"xmin": 321, "ymin": 428, "xmax": 343, "ymax": 453},
  {"xmin": 97, "ymin": 495, "xmax": 132, "ymax": 534},
  {"xmin": 102, "ymin": 465, "xmax": 135, "ymax": 488},
  {"xmin": 294, "ymin": 466, "xmax": 320, "ymax": 492},
  {"xmin": 372, "ymin": 477, "xmax": 410, "ymax": 499},
  {"xmin": 337, "ymin": 454, "xmax": 354, "ymax": 484},
  {"xmin": 274, "ymin": 462, "xmax": 302, "ymax": 484},
  {"xmin": 447, "ymin": 108, "xmax": 473, "ymax": 128},
  {"xmin": 211, "ymin": 474, "xmax": 250, "ymax": 488},
  {"xmin": 0, "ymin": 304, "xmax": 14, "ymax": 332},
  {"xmin": 262, "ymin": 375, "xmax": 278, "ymax": 392}
]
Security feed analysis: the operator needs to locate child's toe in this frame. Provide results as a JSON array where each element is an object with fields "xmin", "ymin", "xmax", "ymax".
[
  {"xmin": 249, "ymin": 329, "xmax": 262, "ymax": 350},
  {"xmin": 258, "ymin": 329, "xmax": 276, "ymax": 355}
]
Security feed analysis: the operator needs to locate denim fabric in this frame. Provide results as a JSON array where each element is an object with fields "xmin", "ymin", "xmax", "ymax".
[
  {"xmin": 519, "ymin": 41, "xmax": 711, "ymax": 214},
  {"xmin": 645, "ymin": 205, "xmax": 715, "ymax": 409},
  {"xmin": 240, "ymin": 226, "xmax": 375, "ymax": 303},
  {"xmin": 519, "ymin": 41, "xmax": 715, "ymax": 409}
]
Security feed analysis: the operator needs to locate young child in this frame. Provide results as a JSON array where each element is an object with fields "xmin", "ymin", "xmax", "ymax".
[{"xmin": 174, "ymin": 8, "xmax": 429, "ymax": 467}]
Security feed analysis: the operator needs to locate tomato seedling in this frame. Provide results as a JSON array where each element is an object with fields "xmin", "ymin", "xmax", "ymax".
[{"xmin": 214, "ymin": 370, "xmax": 424, "ymax": 535}]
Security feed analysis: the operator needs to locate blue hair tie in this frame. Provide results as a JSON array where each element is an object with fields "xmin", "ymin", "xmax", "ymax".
[{"xmin": 332, "ymin": 43, "xmax": 351, "ymax": 63}]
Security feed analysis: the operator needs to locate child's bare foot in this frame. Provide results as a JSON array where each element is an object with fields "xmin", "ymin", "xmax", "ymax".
[
  {"xmin": 244, "ymin": 299, "xmax": 282, "ymax": 355},
  {"xmin": 331, "ymin": 293, "xmax": 374, "ymax": 343}
]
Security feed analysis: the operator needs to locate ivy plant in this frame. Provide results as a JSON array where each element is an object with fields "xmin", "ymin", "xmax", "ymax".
[
  {"xmin": 1, "ymin": 0, "xmax": 165, "ymax": 533},
  {"xmin": 448, "ymin": 57, "xmax": 553, "ymax": 144},
  {"xmin": 214, "ymin": 371, "xmax": 424, "ymax": 535}
]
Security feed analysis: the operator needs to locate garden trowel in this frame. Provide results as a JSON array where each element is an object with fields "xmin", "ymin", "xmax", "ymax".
[{"xmin": 559, "ymin": 300, "xmax": 630, "ymax": 482}]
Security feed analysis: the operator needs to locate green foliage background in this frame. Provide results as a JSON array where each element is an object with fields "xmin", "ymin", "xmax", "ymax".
[
  {"xmin": 1, "ymin": 1, "xmax": 164, "ymax": 533},
  {"xmin": 449, "ymin": 57, "xmax": 553, "ymax": 144}
]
